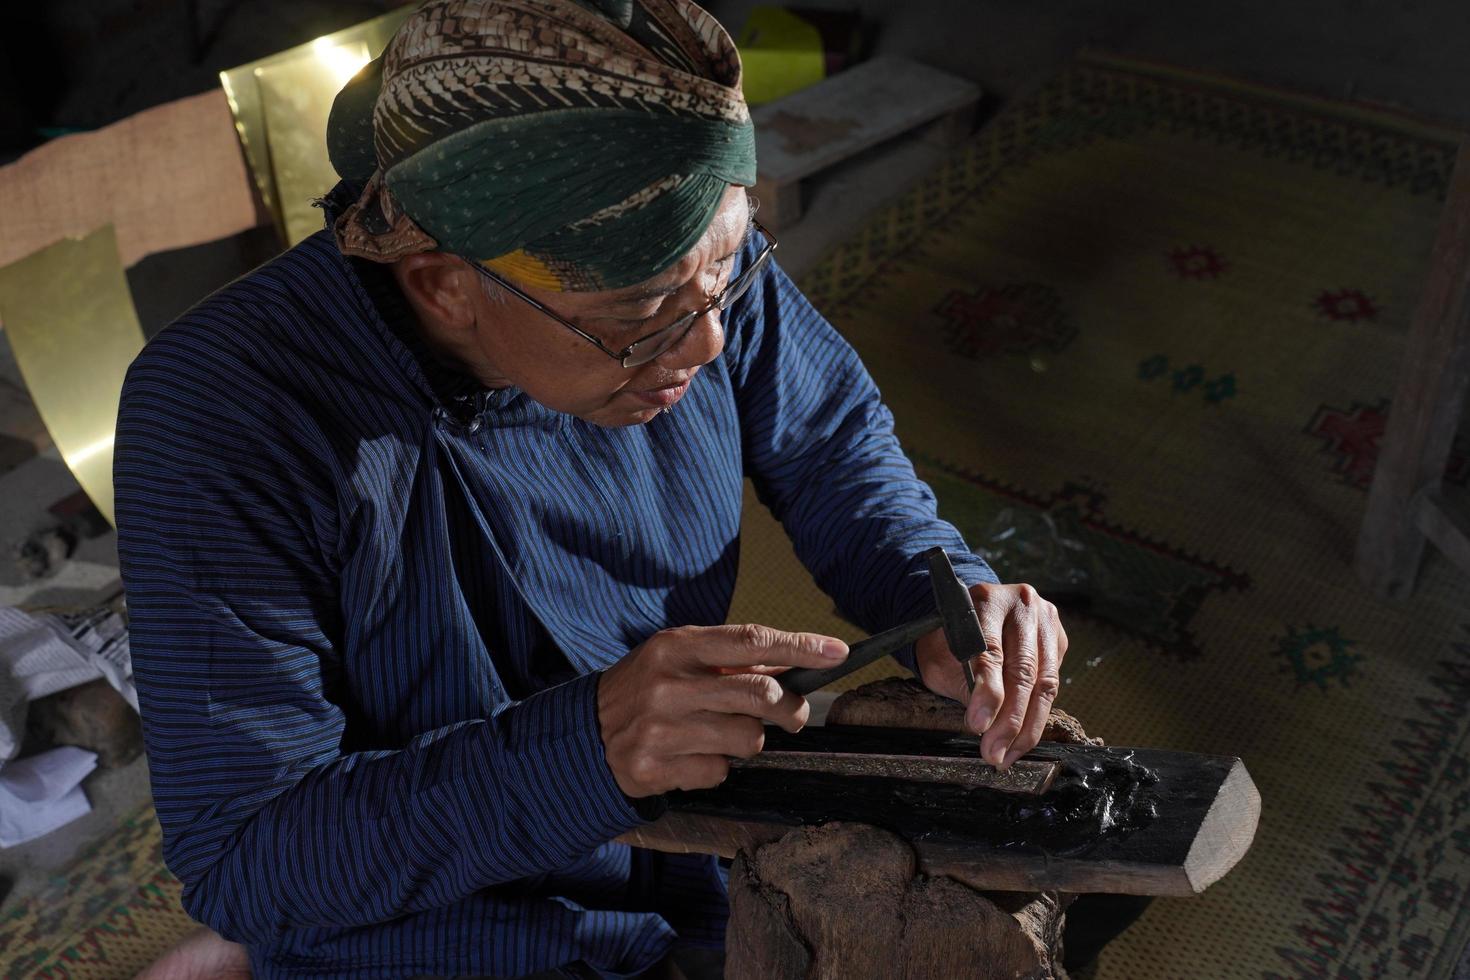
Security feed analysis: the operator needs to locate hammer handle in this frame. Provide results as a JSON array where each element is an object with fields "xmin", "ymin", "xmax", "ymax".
[{"xmin": 778, "ymin": 611, "xmax": 945, "ymax": 696}]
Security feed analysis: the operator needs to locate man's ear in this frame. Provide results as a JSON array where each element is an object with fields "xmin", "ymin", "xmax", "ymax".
[{"xmin": 392, "ymin": 253, "xmax": 481, "ymax": 333}]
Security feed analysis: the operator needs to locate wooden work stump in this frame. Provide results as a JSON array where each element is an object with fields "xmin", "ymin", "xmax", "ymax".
[{"xmin": 722, "ymin": 679, "xmax": 1087, "ymax": 979}]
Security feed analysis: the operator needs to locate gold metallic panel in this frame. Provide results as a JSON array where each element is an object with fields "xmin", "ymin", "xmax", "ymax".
[
  {"xmin": 220, "ymin": 9, "xmax": 412, "ymax": 245},
  {"xmin": 0, "ymin": 226, "xmax": 145, "ymax": 526},
  {"xmin": 256, "ymin": 51, "xmax": 366, "ymax": 246}
]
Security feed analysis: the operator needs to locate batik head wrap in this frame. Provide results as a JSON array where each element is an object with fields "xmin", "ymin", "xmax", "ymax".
[{"xmin": 326, "ymin": 0, "xmax": 756, "ymax": 292}]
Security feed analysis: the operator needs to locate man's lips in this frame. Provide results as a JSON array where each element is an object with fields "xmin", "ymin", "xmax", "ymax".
[{"xmin": 627, "ymin": 373, "xmax": 695, "ymax": 408}]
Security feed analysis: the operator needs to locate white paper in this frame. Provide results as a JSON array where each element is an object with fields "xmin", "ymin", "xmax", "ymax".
[
  {"xmin": 0, "ymin": 606, "xmax": 104, "ymax": 701},
  {"xmin": 0, "ymin": 663, "xmax": 24, "ymax": 764},
  {"xmin": 0, "ymin": 607, "xmax": 106, "ymax": 762},
  {"xmin": 0, "ymin": 605, "xmax": 137, "ymax": 764},
  {"xmin": 0, "ymin": 745, "xmax": 98, "ymax": 846},
  {"xmin": 36, "ymin": 607, "xmax": 135, "ymax": 713}
]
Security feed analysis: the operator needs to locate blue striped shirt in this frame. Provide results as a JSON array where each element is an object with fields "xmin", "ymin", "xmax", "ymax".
[{"xmin": 113, "ymin": 188, "xmax": 996, "ymax": 978}]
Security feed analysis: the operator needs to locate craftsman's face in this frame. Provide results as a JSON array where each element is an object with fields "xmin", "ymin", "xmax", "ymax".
[{"xmin": 399, "ymin": 185, "xmax": 751, "ymax": 428}]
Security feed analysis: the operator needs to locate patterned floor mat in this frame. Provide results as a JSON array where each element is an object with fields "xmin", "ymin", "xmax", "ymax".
[
  {"xmin": 729, "ymin": 52, "xmax": 1470, "ymax": 980},
  {"xmin": 1, "ymin": 804, "xmax": 194, "ymax": 978}
]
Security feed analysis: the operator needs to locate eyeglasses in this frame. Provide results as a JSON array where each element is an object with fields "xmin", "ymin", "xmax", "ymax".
[{"xmin": 464, "ymin": 221, "xmax": 777, "ymax": 368}]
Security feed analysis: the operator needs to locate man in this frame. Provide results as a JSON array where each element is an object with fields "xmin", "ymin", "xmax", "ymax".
[{"xmin": 115, "ymin": 1, "xmax": 1067, "ymax": 976}]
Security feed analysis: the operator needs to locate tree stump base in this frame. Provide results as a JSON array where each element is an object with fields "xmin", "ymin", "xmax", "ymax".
[
  {"xmin": 723, "ymin": 678, "xmax": 1094, "ymax": 978},
  {"xmin": 25, "ymin": 677, "xmax": 142, "ymax": 768},
  {"xmin": 727, "ymin": 821, "xmax": 1070, "ymax": 980}
]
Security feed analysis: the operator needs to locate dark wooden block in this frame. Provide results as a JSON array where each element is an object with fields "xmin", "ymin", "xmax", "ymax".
[{"xmin": 622, "ymin": 724, "xmax": 1258, "ymax": 897}]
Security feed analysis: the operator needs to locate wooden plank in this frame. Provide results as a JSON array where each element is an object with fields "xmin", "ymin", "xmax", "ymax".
[
  {"xmin": 1356, "ymin": 136, "xmax": 1470, "ymax": 597},
  {"xmin": 753, "ymin": 56, "xmax": 980, "ymax": 183},
  {"xmin": 620, "ymin": 724, "xmax": 1259, "ymax": 897},
  {"xmin": 752, "ymin": 56, "xmax": 980, "ymax": 228},
  {"xmin": 1416, "ymin": 488, "xmax": 1470, "ymax": 574},
  {"xmin": 0, "ymin": 90, "xmax": 269, "ymax": 308}
]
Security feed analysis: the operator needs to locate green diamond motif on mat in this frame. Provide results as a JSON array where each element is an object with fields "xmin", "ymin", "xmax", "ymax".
[
  {"xmin": 1171, "ymin": 363, "xmax": 1205, "ymax": 393},
  {"xmin": 1203, "ymin": 373, "xmax": 1237, "ymax": 403},
  {"xmin": 1137, "ymin": 353, "xmax": 1169, "ymax": 380},
  {"xmin": 1274, "ymin": 624, "xmax": 1363, "ymax": 691}
]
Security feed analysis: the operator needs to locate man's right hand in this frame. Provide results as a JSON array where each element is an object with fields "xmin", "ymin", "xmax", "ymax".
[{"xmin": 597, "ymin": 624, "xmax": 850, "ymax": 797}]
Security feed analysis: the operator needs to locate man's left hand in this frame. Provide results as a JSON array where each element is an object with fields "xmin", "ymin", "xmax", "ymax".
[{"xmin": 915, "ymin": 583, "xmax": 1068, "ymax": 770}]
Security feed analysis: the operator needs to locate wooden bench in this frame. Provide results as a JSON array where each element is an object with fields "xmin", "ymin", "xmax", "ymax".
[
  {"xmin": 1356, "ymin": 137, "xmax": 1470, "ymax": 597},
  {"xmin": 752, "ymin": 56, "xmax": 982, "ymax": 229}
]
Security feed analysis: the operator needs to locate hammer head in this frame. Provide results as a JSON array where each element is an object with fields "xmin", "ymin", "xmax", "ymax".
[{"xmin": 923, "ymin": 547, "xmax": 987, "ymax": 669}]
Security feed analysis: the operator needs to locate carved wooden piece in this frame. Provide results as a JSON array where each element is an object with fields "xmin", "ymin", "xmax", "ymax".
[
  {"xmin": 1356, "ymin": 137, "xmax": 1470, "ymax": 596},
  {"xmin": 826, "ymin": 677, "xmax": 1101, "ymax": 745},
  {"xmin": 622, "ymin": 682, "xmax": 1258, "ymax": 896},
  {"xmin": 725, "ymin": 822, "xmax": 1068, "ymax": 980}
]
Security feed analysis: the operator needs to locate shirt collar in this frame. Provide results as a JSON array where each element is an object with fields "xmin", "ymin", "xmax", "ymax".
[{"xmin": 322, "ymin": 180, "xmax": 546, "ymax": 427}]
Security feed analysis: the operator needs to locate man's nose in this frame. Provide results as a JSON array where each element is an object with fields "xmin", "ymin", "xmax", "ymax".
[{"xmin": 662, "ymin": 306, "xmax": 725, "ymax": 369}]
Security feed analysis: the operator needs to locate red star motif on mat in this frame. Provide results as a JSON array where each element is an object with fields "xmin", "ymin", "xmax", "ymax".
[
  {"xmin": 1315, "ymin": 288, "xmax": 1379, "ymax": 322},
  {"xmin": 934, "ymin": 283, "xmax": 1076, "ymax": 360},
  {"xmin": 1306, "ymin": 399, "xmax": 1470, "ymax": 488},
  {"xmin": 1166, "ymin": 245, "xmax": 1228, "ymax": 279}
]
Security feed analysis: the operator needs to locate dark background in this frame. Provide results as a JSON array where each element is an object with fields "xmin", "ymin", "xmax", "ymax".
[{"xmin": 4, "ymin": 0, "xmax": 1469, "ymax": 165}]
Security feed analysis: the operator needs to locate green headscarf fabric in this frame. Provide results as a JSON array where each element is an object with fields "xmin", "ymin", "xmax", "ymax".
[{"xmin": 327, "ymin": 0, "xmax": 756, "ymax": 292}]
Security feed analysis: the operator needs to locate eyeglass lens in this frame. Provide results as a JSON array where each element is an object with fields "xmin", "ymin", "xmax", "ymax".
[{"xmin": 621, "ymin": 247, "xmax": 773, "ymax": 367}]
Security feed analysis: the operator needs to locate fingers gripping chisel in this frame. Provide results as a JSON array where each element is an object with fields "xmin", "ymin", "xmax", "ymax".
[{"xmin": 777, "ymin": 547, "xmax": 986, "ymax": 697}]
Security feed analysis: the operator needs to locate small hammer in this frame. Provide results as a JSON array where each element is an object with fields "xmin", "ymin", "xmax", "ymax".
[{"xmin": 778, "ymin": 547, "xmax": 986, "ymax": 696}]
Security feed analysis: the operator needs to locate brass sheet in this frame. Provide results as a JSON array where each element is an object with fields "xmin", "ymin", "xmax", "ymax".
[
  {"xmin": 220, "ymin": 8, "xmax": 411, "ymax": 244},
  {"xmin": 0, "ymin": 227, "xmax": 145, "ymax": 526},
  {"xmin": 256, "ymin": 50, "xmax": 367, "ymax": 245}
]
